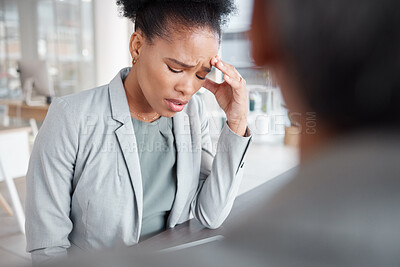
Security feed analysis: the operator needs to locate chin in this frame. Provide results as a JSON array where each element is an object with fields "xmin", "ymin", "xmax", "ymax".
[
  {"xmin": 154, "ymin": 106, "xmax": 175, "ymax": 118},
  {"xmin": 161, "ymin": 111, "xmax": 177, "ymax": 118}
]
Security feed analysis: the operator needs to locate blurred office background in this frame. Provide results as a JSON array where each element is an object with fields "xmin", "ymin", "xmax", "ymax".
[
  {"xmin": 0, "ymin": 0, "xmax": 299, "ymax": 265},
  {"xmin": 1, "ymin": 0, "xmax": 267, "ymax": 96},
  {"xmin": 1, "ymin": 0, "xmax": 291, "ymax": 139},
  {"xmin": 1, "ymin": 0, "xmax": 264, "ymax": 94}
]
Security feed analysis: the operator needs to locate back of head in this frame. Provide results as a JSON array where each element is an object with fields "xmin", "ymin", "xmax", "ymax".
[{"xmin": 267, "ymin": 0, "xmax": 400, "ymax": 131}]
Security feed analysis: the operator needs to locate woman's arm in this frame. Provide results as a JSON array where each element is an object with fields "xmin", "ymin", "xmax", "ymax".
[
  {"xmin": 25, "ymin": 97, "xmax": 79, "ymax": 264},
  {"xmin": 190, "ymin": 56, "xmax": 252, "ymax": 228},
  {"xmin": 190, "ymin": 97, "xmax": 252, "ymax": 229}
]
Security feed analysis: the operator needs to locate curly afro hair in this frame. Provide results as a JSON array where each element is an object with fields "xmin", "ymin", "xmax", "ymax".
[{"xmin": 116, "ymin": 0, "xmax": 236, "ymax": 43}]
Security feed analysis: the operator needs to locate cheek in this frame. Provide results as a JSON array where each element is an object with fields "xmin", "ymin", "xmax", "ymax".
[
  {"xmin": 195, "ymin": 80, "xmax": 205, "ymax": 92},
  {"xmin": 139, "ymin": 61, "xmax": 172, "ymax": 95},
  {"xmin": 153, "ymin": 74, "xmax": 174, "ymax": 94}
]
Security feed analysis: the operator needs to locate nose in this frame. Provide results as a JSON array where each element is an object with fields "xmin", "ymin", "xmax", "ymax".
[{"xmin": 175, "ymin": 77, "xmax": 197, "ymax": 96}]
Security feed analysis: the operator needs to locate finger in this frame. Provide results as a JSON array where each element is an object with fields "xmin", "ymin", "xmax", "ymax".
[
  {"xmin": 211, "ymin": 57, "xmax": 241, "ymax": 81},
  {"xmin": 223, "ymin": 74, "xmax": 243, "ymax": 92},
  {"xmin": 203, "ymin": 78, "xmax": 220, "ymax": 95}
]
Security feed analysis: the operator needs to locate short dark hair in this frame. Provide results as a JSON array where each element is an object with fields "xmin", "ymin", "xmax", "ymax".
[
  {"xmin": 268, "ymin": 0, "xmax": 400, "ymax": 131},
  {"xmin": 116, "ymin": 0, "xmax": 235, "ymax": 43}
]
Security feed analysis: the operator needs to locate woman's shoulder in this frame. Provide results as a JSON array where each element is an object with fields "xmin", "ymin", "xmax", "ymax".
[
  {"xmin": 49, "ymin": 85, "xmax": 109, "ymax": 119},
  {"xmin": 56, "ymin": 84, "xmax": 110, "ymax": 111}
]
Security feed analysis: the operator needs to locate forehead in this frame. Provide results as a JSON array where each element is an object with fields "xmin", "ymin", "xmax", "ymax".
[{"xmin": 151, "ymin": 28, "xmax": 220, "ymax": 64}]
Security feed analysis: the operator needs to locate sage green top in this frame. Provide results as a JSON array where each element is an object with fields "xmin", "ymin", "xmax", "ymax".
[{"xmin": 131, "ymin": 116, "xmax": 177, "ymax": 241}]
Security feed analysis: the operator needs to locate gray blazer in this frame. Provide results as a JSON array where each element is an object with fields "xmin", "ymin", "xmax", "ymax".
[{"xmin": 25, "ymin": 68, "xmax": 252, "ymax": 262}]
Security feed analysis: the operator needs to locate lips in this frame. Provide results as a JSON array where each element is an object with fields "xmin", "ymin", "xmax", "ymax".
[{"xmin": 165, "ymin": 98, "xmax": 188, "ymax": 112}]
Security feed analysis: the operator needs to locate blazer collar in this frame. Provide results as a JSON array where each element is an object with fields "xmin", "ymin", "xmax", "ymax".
[
  {"xmin": 108, "ymin": 68, "xmax": 142, "ymax": 238},
  {"xmin": 108, "ymin": 67, "xmax": 131, "ymax": 125},
  {"xmin": 170, "ymin": 107, "xmax": 194, "ymax": 222}
]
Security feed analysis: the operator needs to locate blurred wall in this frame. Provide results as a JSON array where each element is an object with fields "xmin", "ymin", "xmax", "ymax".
[{"xmin": 93, "ymin": 0, "xmax": 131, "ymax": 86}]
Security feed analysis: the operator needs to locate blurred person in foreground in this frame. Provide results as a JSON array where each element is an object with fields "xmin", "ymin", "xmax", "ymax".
[
  {"xmin": 40, "ymin": 0, "xmax": 400, "ymax": 266},
  {"xmin": 223, "ymin": 0, "xmax": 400, "ymax": 265}
]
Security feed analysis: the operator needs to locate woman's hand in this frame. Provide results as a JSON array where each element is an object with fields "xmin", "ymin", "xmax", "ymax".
[{"xmin": 203, "ymin": 56, "xmax": 248, "ymax": 136}]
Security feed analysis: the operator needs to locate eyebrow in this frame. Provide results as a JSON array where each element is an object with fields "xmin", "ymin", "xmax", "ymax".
[{"xmin": 166, "ymin": 57, "xmax": 211, "ymax": 73}]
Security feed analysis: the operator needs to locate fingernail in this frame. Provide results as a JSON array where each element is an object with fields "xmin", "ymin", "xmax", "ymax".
[
  {"xmin": 225, "ymin": 75, "xmax": 230, "ymax": 80},
  {"xmin": 218, "ymin": 61, "xmax": 224, "ymax": 67}
]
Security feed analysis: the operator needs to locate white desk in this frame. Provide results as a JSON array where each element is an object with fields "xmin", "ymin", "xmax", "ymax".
[{"xmin": 239, "ymin": 141, "xmax": 299, "ymax": 195}]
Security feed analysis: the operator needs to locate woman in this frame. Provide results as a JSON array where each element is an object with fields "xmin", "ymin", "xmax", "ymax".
[{"xmin": 25, "ymin": 0, "xmax": 251, "ymax": 263}]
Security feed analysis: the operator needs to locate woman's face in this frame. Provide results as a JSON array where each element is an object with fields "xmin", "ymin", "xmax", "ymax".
[{"xmin": 131, "ymin": 28, "xmax": 219, "ymax": 117}]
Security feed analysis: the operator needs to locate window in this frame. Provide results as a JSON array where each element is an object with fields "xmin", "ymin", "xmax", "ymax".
[
  {"xmin": 0, "ymin": 0, "xmax": 96, "ymax": 98},
  {"xmin": 37, "ymin": 0, "xmax": 95, "ymax": 96},
  {"xmin": 221, "ymin": 31, "xmax": 267, "ymax": 86},
  {"xmin": 0, "ymin": 0, "xmax": 21, "ymax": 98}
]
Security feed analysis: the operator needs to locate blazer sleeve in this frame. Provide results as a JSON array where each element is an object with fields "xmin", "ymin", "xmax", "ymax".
[
  {"xmin": 25, "ymin": 97, "xmax": 79, "ymax": 264},
  {"xmin": 190, "ymin": 99, "xmax": 252, "ymax": 229}
]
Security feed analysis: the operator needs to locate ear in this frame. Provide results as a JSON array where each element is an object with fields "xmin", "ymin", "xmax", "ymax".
[
  {"xmin": 129, "ymin": 31, "xmax": 145, "ymax": 60},
  {"xmin": 250, "ymin": 0, "xmax": 279, "ymax": 66}
]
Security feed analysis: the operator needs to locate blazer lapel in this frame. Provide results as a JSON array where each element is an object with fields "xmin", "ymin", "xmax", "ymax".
[
  {"xmin": 170, "ymin": 110, "xmax": 194, "ymax": 221},
  {"xmin": 108, "ymin": 68, "xmax": 143, "ymax": 225}
]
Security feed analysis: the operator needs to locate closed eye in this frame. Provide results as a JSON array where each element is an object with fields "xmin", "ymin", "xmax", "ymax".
[
  {"xmin": 167, "ymin": 65, "xmax": 182, "ymax": 73},
  {"xmin": 168, "ymin": 64, "xmax": 206, "ymax": 80}
]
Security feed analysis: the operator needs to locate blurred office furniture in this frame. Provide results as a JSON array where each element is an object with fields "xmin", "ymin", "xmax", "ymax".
[
  {"xmin": 17, "ymin": 59, "xmax": 52, "ymax": 135},
  {"xmin": 0, "ymin": 192, "xmax": 13, "ymax": 216},
  {"xmin": 247, "ymin": 85, "xmax": 282, "ymax": 114},
  {"xmin": 0, "ymin": 126, "xmax": 31, "ymax": 234},
  {"xmin": 18, "ymin": 60, "xmax": 55, "ymax": 106},
  {"xmin": 0, "ymin": 99, "xmax": 48, "ymax": 136},
  {"xmin": 246, "ymin": 85, "xmax": 288, "ymax": 143},
  {"xmin": 0, "ymin": 99, "xmax": 48, "ymax": 122},
  {"xmin": 0, "ymin": 60, "xmax": 53, "ymax": 135}
]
